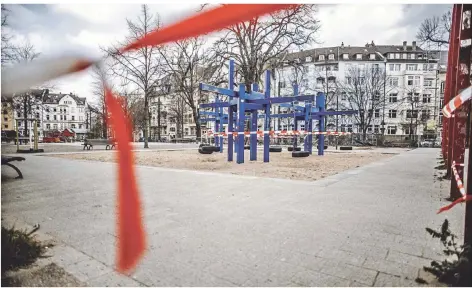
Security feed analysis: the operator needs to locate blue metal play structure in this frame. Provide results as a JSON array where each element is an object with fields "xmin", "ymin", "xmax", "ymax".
[{"xmin": 199, "ymin": 59, "xmax": 356, "ymax": 164}]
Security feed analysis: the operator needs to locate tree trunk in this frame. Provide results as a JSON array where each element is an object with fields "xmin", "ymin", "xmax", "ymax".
[
  {"xmin": 157, "ymin": 98, "xmax": 161, "ymax": 141},
  {"xmin": 143, "ymin": 95, "xmax": 149, "ymax": 148},
  {"xmin": 23, "ymin": 96, "xmax": 28, "ymax": 137},
  {"xmin": 192, "ymin": 106, "xmax": 201, "ymax": 140}
]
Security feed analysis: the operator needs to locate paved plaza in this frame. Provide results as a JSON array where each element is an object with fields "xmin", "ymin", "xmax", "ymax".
[{"xmin": 1, "ymin": 148, "xmax": 465, "ymax": 286}]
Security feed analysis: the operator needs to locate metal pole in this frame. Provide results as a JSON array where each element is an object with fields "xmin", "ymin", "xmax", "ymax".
[{"xmin": 16, "ymin": 120, "xmax": 19, "ymax": 152}]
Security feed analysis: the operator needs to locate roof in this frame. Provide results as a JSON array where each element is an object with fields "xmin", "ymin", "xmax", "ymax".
[
  {"xmin": 275, "ymin": 41, "xmax": 435, "ymax": 66},
  {"xmin": 42, "ymin": 91, "xmax": 86, "ymax": 105}
]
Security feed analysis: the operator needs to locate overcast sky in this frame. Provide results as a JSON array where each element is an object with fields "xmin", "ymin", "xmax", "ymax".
[{"xmin": 3, "ymin": 3, "xmax": 450, "ymax": 103}]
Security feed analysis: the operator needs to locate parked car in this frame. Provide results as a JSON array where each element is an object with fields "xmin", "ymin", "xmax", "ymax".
[{"xmin": 420, "ymin": 139, "xmax": 440, "ymax": 148}]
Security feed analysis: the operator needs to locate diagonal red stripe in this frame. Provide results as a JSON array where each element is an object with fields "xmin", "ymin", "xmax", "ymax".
[
  {"xmin": 105, "ymin": 86, "xmax": 146, "ymax": 273},
  {"xmin": 121, "ymin": 4, "xmax": 297, "ymax": 52}
]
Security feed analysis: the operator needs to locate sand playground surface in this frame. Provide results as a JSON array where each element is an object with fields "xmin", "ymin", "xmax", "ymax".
[{"xmin": 48, "ymin": 149, "xmax": 396, "ymax": 181}]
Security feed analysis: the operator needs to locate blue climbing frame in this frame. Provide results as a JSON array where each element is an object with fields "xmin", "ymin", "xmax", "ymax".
[{"xmin": 199, "ymin": 59, "xmax": 356, "ymax": 164}]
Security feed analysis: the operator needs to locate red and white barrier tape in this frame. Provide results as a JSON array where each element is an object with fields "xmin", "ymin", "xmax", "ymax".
[
  {"xmin": 0, "ymin": 4, "xmax": 299, "ymax": 273},
  {"xmin": 437, "ymin": 161, "xmax": 472, "ymax": 214},
  {"xmin": 442, "ymin": 86, "xmax": 472, "ymax": 118}
]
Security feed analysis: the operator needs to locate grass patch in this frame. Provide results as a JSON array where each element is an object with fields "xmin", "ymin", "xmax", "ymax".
[{"xmin": 1, "ymin": 226, "xmax": 47, "ymax": 277}]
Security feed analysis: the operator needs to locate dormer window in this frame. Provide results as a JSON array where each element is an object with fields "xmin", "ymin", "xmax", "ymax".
[
  {"xmin": 356, "ymin": 54, "xmax": 362, "ymax": 60},
  {"xmin": 370, "ymin": 54, "xmax": 376, "ymax": 60},
  {"xmin": 402, "ymin": 53, "xmax": 407, "ymax": 59},
  {"xmin": 305, "ymin": 56, "xmax": 312, "ymax": 62},
  {"xmin": 343, "ymin": 54, "xmax": 349, "ymax": 60},
  {"xmin": 411, "ymin": 54, "xmax": 416, "ymax": 59},
  {"xmin": 328, "ymin": 54, "xmax": 335, "ymax": 60},
  {"xmin": 319, "ymin": 55, "xmax": 325, "ymax": 61},
  {"xmin": 388, "ymin": 53, "xmax": 394, "ymax": 59}
]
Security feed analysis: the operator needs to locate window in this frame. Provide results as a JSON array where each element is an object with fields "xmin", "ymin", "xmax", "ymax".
[
  {"xmin": 279, "ymin": 81, "xmax": 286, "ymax": 88},
  {"xmin": 407, "ymin": 76, "xmax": 421, "ymax": 86},
  {"xmin": 4, "ymin": 124, "xmax": 7, "ymax": 129},
  {"xmin": 389, "ymin": 93, "xmax": 398, "ymax": 103},
  {"xmin": 53, "ymin": 124, "xmax": 57, "ymax": 129},
  {"xmin": 72, "ymin": 116, "xmax": 75, "ymax": 121},
  {"xmin": 359, "ymin": 77, "xmax": 365, "ymax": 85},
  {"xmin": 395, "ymin": 53, "xmax": 400, "ymax": 59},
  {"xmin": 373, "ymin": 91, "xmax": 381, "ymax": 101},
  {"xmin": 3, "ymin": 117, "xmax": 7, "ymax": 121},
  {"xmin": 347, "ymin": 125, "xmax": 353, "ymax": 132},
  {"xmin": 60, "ymin": 115, "xmax": 63, "ymax": 121},
  {"xmin": 46, "ymin": 115, "xmax": 50, "ymax": 120},
  {"xmin": 424, "ymin": 79, "xmax": 433, "ymax": 87},
  {"xmin": 423, "ymin": 94, "xmax": 432, "ymax": 103},
  {"xmin": 407, "ymin": 64, "xmax": 418, "ymax": 71},
  {"xmin": 346, "ymin": 77, "xmax": 352, "ymax": 85},
  {"xmin": 18, "ymin": 122, "xmax": 21, "ymax": 127},
  {"xmin": 343, "ymin": 54, "xmax": 349, "ymax": 60},
  {"xmin": 404, "ymin": 126, "xmax": 414, "ymax": 135},
  {"xmin": 328, "ymin": 76, "xmax": 336, "ymax": 84},
  {"xmin": 46, "ymin": 124, "xmax": 50, "ymax": 130},
  {"xmin": 17, "ymin": 112, "xmax": 21, "ymax": 118},
  {"xmin": 341, "ymin": 92, "xmax": 347, "ymax": 101},
  {"xmin": 305, "ymin": 56, "xmax": 312, "ymax": 62},
  {"xmin": 53, "ymin": 108, "xmax": 57, "ymax": 112},
  {"xmin": 411, "ymin": 54, "xmax": 416, "ymax": 59},
  {"xmin": 402, "ymin": 53, "xmax": 408, "ymax": 59},
  {"xmin": 170, "ymin": 127, "xmax": 176, "ymax": 132},
  {"xmin": 421, "ymin": 109, "xmax": 430, "ymax": 119},
  {"xmin": 71, "ymin": 124, "xmax": 76, "ymax": 129},
  {"xmin": 374, "ymin": 125, "xmax": 380, "ymax": 134},
  {"xmin": 387, "ymin": 126, "xmax": 397, "ymax": 135},
  {"xmin": 340, "ymin": 124, "xmax": 346, "ymax": 132},
  {"xmin": 441, "ymin": 81, "xmax": 445, "ymax": 93},
  {"xmin": 389, "ymin": 64, "xmax": 401, "ymax": 71},
  {"xmin": 64, "ymin": 115, "xmax": 67, "ymax": 121},
  {"xmin": 406, "ymin": 110, "xmax": 418, "ymax": 118},
  {"xmin": 303, "ymin": 66, "xmax": 309, "ymax": 73},
  {"xmin": 370, "ymin": 54, "xmax": 376, "ymax": 60},
  {"xmin": 328, "ymin": 54, "xmax": 335, "ymax": 60},
  {"xmin": 367, "ymin": 126, "xmax": 372, "ymax": 133},
  {"xmin": 372, "ymin": 64, "xmax": 379, "ymax": 70},
  {"xmin": 388, "ymin": 110, "xmax": 397, "ymax": 118},
  {"xmin": 356, "ymin": 54, "xmax": 362, "ymax": 60},
  {"xmin": 374, "ymin": 109, "xmax": 380, "ymax": 118},
  {"xmin": 54, "ymin": 115, "xmax": 57, "ymax": 120},
  {"xmin": 389, "ymin": 77, "xmax": 399, "ymax": 86},
  {"xmin": 79, "ymin": 124, "xmax": 83, "ymax": 129},
  {"xmin": 316, "ymin": 77, "xmax": 325, "ymax": 85},
  {"xmin": 319, "ymin": 55, "xmax": 325, "ymax": 61},
  {"xmin": 333, "ymin": 64, "xmax": 339, "ymax": 71},
  {"xmin": 429, "ymin": 63, "xmax": 435, "ymax": 71},
  {"xmin": 388, "ymin": 53, "xmax": 394, "ymax": 59}
]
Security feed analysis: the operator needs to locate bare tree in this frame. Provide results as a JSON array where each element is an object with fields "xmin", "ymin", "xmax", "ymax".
[
  {"xmin": 103, "ymin": 4, "xmax": 164, "ymax": 148},
  {"xmin": 337, "ymin": 64, "xmax": 390, "ymax": 140},
  {"xmin": 168, "ymin": 94, "xmax": 186, "ymax": 138},
  {"xmin": 399, "ymin": 85, "xmax": 431, "ymax": 146},
  {"xmin": 159, "ymin": 36, "xmax": 225, "ymax": 139},
  {"xmin": 1, "ymin": 4, "xmax": 12, "ymax": 63},
  {"xmin": 213, "ymin": 5, "xmax": 320, "ymax": 91},
  {"xmin": 416, "ymin": 9, "xmax": 452, "ymax": 47}
]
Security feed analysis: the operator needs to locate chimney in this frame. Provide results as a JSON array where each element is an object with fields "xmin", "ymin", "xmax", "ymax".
[
  {"xmin": 412, "ymin": 41, "xmax": 417, "ymax": 51},
  {"xmin": 403, "ymin": 41, "xmax": 407, "ymax": 51},
  {"xmin": 371, "ymin": 40, "xmax": 375, "ymax": 46},
  {"xmin": 341, "ymin": 42, "xmax": 344, "ymax": 48}
]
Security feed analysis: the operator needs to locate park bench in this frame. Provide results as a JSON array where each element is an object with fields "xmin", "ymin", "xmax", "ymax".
[
  {"xmin": 1, "ymin": 155, "xmax": 26, "ymax": 179},
  {"xmin": 83, "ymin": 139, "xmax": 117, "ymax": 150}
]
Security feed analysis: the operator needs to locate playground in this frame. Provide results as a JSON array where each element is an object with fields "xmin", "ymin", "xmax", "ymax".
[{"xmin": 48, "ymin": 148, "xmax": 395, "ymax": 181}]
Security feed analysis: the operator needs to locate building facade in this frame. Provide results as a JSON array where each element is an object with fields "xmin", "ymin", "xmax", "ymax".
[
  {"xmin": 12, "ymin": 89, "xmax": 89, "ymax": 139},
  {"xmin": 272, "ymin": 41, "xmax": 445, "ymax": 142}
]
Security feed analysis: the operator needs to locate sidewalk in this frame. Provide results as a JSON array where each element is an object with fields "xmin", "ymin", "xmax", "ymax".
[{"xmin": 1, "ymin": 148, "xmax": 464, "ymax": 286}]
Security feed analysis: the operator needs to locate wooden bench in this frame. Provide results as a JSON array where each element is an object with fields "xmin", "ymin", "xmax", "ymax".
[
  {"xmin": 1, "ymin": 156, "xmax": 26, "ymax": 179},
  {"xmin": 83, "ymin": 139, "xmax": 117, "ymax": 150}
]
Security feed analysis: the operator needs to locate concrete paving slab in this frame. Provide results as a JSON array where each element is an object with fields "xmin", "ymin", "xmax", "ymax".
[{"xmin": 1, "ymin": 148, "xmax": 465, "ymax": 286}]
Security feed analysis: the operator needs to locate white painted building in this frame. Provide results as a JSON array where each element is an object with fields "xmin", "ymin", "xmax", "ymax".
[
  {"xmin": 13, "ymin": 89, "xmax": 89, "ymax": 139},
  {"xmin": 272, "ymin": 41, "xmax": 444, "ymax": 142}
]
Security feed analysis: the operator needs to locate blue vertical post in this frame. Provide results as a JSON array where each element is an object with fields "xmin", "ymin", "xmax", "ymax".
[
  {"xmin": 317, "ymin": 92, "xmax": 326, "ymax": 156},
  {"xmin": 219, "ymin": 105, "xmax": 223, "ymax": 153},
  {"xmin": 292, "ymin": 84, "xmax": 299, "ymax": 150},
  {"xmin": 304, "ymin": 103, "xmax": 311, "ymax": 152},
  {"xmin": 215, "ymin": 95, "xmax": 219, "ymax": 148},
  {"xmin": 306, "ymin": 103, "xmax": 313, "ymax": 154},
  {"xmin": 250, "ymin": 83, "xmax": 259, "ymax": 161},
  {"xmin": 237, "ymin": 84, "xmax": 246, "ymax": 164},
  {"xmin": 227, "ymin": 60, "xmax": 234, "ymax": 161},
  {"xmin": 263, "ymin": 70, "xmax": 271, "ymax": 163}
]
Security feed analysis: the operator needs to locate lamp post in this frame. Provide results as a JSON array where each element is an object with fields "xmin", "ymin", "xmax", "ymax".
[{"xmin": 381, "ymin": 58, "xmax": 387, "ymax": 139}]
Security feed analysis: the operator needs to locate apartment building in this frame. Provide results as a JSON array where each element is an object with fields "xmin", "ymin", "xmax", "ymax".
[
  {"xmin": 272, "ymin": 41, "xmax": 444, "ymax": 141},
  {"xmin": 13, "ymin": 89, "xmax": 89, "ymax": 139},
  {"xmin": 1, "ymin": 100, "xmax": 15, "ymax": 131}
]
